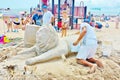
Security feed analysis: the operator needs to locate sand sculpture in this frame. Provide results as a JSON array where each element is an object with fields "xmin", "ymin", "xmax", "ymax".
[{"xmin": 19, "ymin": 25, "xmax": 78, "ymax": 65}]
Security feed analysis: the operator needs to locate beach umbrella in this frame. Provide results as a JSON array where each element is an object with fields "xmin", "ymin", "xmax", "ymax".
[
  {"xmin": 2, "ymin": 10, "xmax": 20, "ymax": 18},
  {"xmin": 19, "ymin": 11, "xmax": 25, "ymax": 15},
  {"xmin": 3, "ymin": 13, "xmax": 20, "ymax": 18}
]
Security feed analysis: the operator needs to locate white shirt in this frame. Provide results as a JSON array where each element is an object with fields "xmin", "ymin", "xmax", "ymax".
[
  {"xmin": 43, "ymin": 11, "xmax": 53, "ymax": 25},
  {"xmin": 80, "ymin": 22, "xmax": 97, "ymax": 46}
]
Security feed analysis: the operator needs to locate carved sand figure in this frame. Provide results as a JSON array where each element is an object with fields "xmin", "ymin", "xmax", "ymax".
[{"xmin": 19, "ymin": 25, "xmax": 78, "ymax": 65}]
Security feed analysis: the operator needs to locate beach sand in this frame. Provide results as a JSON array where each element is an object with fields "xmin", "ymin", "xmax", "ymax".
[{"xmin": 0, "ymin": 19, "xmax": 120, "ymax": 80}]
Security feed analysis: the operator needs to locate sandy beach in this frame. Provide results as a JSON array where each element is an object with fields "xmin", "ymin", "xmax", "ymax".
[{"xmin": 0, "ymin": 19, "xmax": 120, "ymax": 80}]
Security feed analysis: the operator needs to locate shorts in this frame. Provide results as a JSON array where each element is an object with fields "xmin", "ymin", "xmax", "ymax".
[
  {"xmin": 76, "ymin": 45, "xmax": 97, "ymax": 60},
  {"xmin": 14, "ymin": 22, "xmax": 20, "ymax": 25}
]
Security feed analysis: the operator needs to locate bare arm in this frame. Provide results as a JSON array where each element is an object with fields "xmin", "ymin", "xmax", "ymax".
[
  {"xmin": 51, "ymin": 16, "xmax": 55, "ymax": 23},
  {"xmin": 73, "ymin": 26, "xmax": 87, "ymax": 45},
  {"xmin": 74, "ymin": 31, "xmax": 80, "ymax": 35}
]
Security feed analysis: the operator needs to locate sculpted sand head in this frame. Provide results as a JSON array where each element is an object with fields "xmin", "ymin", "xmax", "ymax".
[{"xmin": 35, "ymin": 25, "xmax": 59, "ymax": 55}]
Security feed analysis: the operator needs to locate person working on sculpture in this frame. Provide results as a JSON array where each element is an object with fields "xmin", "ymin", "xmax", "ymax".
[{"xmin": 73, "ymin": 19, "xmax": 103, "ymax": 73}]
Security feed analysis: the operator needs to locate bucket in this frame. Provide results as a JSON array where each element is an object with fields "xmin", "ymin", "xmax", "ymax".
[{"xmin": 102, "ymin": 41, "xmax": 112, "ymax": 57}]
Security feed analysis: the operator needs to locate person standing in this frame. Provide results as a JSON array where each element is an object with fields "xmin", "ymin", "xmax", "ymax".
[
  {"xmin": 13, "ymin": 17, "xmax": 20, "ymax": 32},
  {"xmin": 6, "ymin": 16, "xmax": 13, "ymax": 32},
  {"xmin": 61, "ymin": 10, "xmax": 69, "ymax": 37},
  {"xmin": 42, "ymin": 5, "xmax": 54, "ymax": 26},
  {"xmin": 115, "ymin": 15, "xmax": 120, "ymax": 29},
  {"xmin": 32, "ymin": 10, "xmax": 43, "ymax": 26}
]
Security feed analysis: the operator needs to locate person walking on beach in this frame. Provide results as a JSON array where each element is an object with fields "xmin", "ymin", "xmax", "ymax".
[
  {"xmin": 73, "ymin": 19, "xmax": 103, "ymax": 73},
  {"xmin": 115, "ymin": 15, "xmax": 120, "ymax": 29},
  {"xmin": 42, "ymin": 5, "xmax": 54, "ymax": 26}
]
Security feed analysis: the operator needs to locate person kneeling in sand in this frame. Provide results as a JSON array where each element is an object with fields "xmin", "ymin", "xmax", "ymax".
[{"xmin": 73, "ymin": 19, "xmax": 103, "ymax": 73}]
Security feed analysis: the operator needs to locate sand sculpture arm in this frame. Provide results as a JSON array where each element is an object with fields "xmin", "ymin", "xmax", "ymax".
[
  {"xmin": 25, "ymin": 39, "xmax": 69, "ymax": 65},
  {"xmin": 25, "ymin": 35, "xmax": 79, "ymax": 65},
  {"xmin": 18, "ymin": 46, "xmax": 36, "ymax": 55}
]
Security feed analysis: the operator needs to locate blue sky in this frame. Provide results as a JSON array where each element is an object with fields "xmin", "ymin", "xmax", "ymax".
[
  {"xmin": 0, "ymin": 0, "xmax": 39, "ymax": 9},
  {"xmin": 0, "ymin": 0, "xmax": 120, "ymax": 9},
  {"xmin": 0, "ymin": 0, "xmax": 119, "ymax": 15},
  {"xmin": 0, "ymin": 0, "xmax": 120, "ymax": 15}
]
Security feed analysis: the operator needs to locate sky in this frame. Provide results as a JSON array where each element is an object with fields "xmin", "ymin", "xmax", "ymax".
[
  {"xmin": 0, "ymin": 0, "xmax": 120, "ymax": 9},
  {"xmin": 0, "ymin": 0, "xmax": 120, "ymax": 15},
  {"xmin": 0, "ymin": 0, "xmax": 39, "ymax": 9}
]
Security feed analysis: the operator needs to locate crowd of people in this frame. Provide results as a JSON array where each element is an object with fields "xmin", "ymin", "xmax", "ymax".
[
  {"xmin": 3, "ymin": 16, "xmax": 20, "ymax": 32},
  {"xmin": 3, "ymin": 5, "xmax": 55, "ymax": 32},
  {"xmin": 3, "ymin": 5, "xmax": 71, "ymax": 38}
]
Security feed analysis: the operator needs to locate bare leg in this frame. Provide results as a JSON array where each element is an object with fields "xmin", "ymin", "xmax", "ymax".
[
  {"xmin": 64, "ymin": 29, "xmax": 67, "ymax": 37},
  {"xmin": 63, "ymin": 30, "xmax": 65, "ymax": 37},
  {"xmin": 10, "ymin": 23, "xmax": 13, "ymax": 32},
  {"xmin": 65, "ymin": 23, "xmax": 68, "ymax": 37},
  {"xmin": 61, "ymin": 29, "xmax": 66, "ymax": 37},
  {"xmin": 116, "ymin": 22, "xmax": 119, "ymax": 29},
  {"xmin": 77, "ymin": 59, "xmax": 97, "ymax": 73},
  {"xmin": 16, "ymin": 25, "xmax": 19, "ymax": 32},
  {"xmin": 61, "ymin": 24, "xmax": 66, "ymax": 37},
  {"xmin": 61, "ymin": 29, "xmax": 64, "ymax": 37},
  {"xmin": 87, "ymin": 58, "xmax": 103, "ymax": 68},
  {"xmin": 14, "ymin": 25, "xmax": 17, "ymax": 32},
  {"xmin": 7, "ymin": 24, "xmax": 10, "ymax": 32}
]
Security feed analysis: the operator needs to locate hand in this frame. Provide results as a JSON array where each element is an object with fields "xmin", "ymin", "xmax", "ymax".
[{"xmin": 73, "ymin": 41, "xmax": 78, "ymax": 46}]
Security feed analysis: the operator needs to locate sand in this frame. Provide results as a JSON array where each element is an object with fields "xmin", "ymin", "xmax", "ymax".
[{"xmin": 0, "ymin": 19, "xmax": 120, "ymax": 80}]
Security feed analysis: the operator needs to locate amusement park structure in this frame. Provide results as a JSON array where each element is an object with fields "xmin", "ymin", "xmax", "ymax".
[{"xmin": 39, "ymin": 0, "xmax": 87, "ymax": 29}]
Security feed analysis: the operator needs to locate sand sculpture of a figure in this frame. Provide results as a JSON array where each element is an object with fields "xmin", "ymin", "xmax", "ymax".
[{"xmin": 19, "ymin": 25, "xmax": 78, "ymax": 65}]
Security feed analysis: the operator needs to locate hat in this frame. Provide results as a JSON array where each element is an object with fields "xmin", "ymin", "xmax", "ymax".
[{"xmin": 42, "ymin": 5, "xmax": 48, "ymax": 9}]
